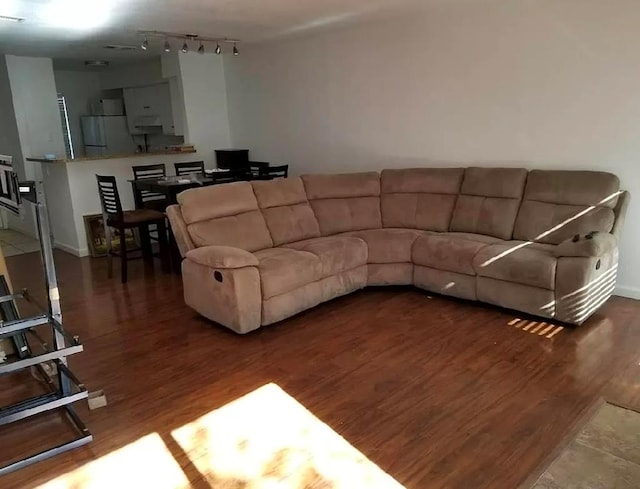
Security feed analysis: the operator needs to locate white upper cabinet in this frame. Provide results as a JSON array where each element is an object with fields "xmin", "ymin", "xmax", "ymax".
[{"xmin": 123, "ymin": 83, "xmax": 182, "ymax": 136}]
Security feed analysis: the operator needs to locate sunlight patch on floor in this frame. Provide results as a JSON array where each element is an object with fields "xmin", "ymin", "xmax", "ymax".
[
  {"xmin": 508, "ymin": 318, "xmax": 564, "ymax": 339},
  {"xmin": 36, "ymin": 433, "xmax": 189, "ymax": 489},
  {"xmin": 172, "ymin": 383, "xmax": 406, "ymax": 488}
]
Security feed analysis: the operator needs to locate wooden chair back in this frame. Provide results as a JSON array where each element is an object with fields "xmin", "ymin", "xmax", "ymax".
[
  {"xmin": 132, "ymin": 164, "xmax": 167, "ymax": 208},
  {"xmin": 174, "ymin": 161, "xmax": 205, "ymax": 176},
  {"xmin": 96, "ymin": 175, "xmax": 123, "ymax": 221},
  {"xmin": 258, "ymin": 164, "xmax": 289, "ymax": 180}
]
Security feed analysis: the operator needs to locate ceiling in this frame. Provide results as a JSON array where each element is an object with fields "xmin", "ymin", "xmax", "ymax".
[{"xmin": 0, "ymin": 0, "xmax": 425, "ymax": 68}]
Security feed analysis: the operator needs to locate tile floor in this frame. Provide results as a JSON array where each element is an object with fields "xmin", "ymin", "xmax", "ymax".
[
  {"xmin": 532, "ymin": 403, "xmax": 640, "ymax": 488},
  {"xmin": 0, "ymin": 229, "xmax": 40, "ymax": 257}
]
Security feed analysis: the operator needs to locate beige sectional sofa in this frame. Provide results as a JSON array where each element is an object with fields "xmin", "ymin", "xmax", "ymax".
[{"xmin": 167, "ymin": 168, "xmax": 628, "ymax": 334}]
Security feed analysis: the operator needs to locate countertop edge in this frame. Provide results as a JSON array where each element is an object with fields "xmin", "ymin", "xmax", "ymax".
[{"xmin": 27, "ymin": 149, "xmax": 197, "ymax": 164}]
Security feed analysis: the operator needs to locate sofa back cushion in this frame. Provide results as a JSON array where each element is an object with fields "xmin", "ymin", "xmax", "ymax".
[
  {"xmin": 301, "ymin": 172, "xmax": 382, "ymax": 235},
  {"xmin": 178, "ymin": 182, "xmax": 273, "ymax": 252},
  {"xmin": 449, "ymin": 167, "xmax": 528, "ymax": 240},
  {"xmin": 514, "ymin": 170, "xmax": 620, "ymax": 244},
  {"xmin": 381, "ymin": 168, "xmax": 464, "ymax": 232},
  {"xmin": 252, "ymin": 177, "xmax": 321, "ymax": 246}
]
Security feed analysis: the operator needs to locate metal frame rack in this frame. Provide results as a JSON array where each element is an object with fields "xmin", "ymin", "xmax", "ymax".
[{"xmin": 0, "ymin": 178, "xmax": 92, "ymax": 476}]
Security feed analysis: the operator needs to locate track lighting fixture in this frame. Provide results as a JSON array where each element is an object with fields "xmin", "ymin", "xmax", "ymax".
[{"xmin": 137, "ymin": 31, "xmax": 240, "ymax": 56}]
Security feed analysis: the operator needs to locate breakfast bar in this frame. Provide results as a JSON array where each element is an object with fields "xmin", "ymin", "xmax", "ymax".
[{"xmin": 27, "ymin": 149, "xmax": 203, "ymax": 257}]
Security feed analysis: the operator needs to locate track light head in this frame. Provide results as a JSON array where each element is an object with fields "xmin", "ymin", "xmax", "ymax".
[
  {"xmin": 215, "ymin": 43, "xmax": 222, "ymax": 55},
  {"xmin": 233, "ymin": 43, "xmax": 239, "ymax": 56},
  {"xmin": 198, "ymin": 42, "xmax": 205, "ymax": 54},
  {"xmin": 141, "ymin": 38, "xmax": 149, "ymax": 51},
  {"xmin": 164, "ymin": 39, "xmax": 171, "ymax": 52},
  {"xmin": 181, "ymin": 41, "xmax": 189, "ymax": 53}
]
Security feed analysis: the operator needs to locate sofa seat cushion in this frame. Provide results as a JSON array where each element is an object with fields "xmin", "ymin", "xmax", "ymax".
[
  {"xmin": 339, "ymin": 228, "xmax": 424, "ymax": 264},
  {"xmin": 412, "ymin": 234, "xmax": 499, "ymax": 276},
  {"xmin": 472, "ymin": 242, "xmax": 557, "ymax": 290},
  {"xmin": 254, "ymin": 248, "xmax": 322, "ymax": 299},
  {"xmin": 283, "ymin": 236, "xmax": 368, "ymax": 277}
]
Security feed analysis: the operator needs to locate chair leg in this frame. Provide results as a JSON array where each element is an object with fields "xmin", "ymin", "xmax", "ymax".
[
  {"xmin": 139, "ymin": 225, "xmax": 153, "ymax": 264},
  {"xmin": 119, "ymin": 227, "xmax": 128, "ymax": 284},
  {"xmin": 157, "ymin": 220, "xmax": 170, "ymax": 274},
  {"xmin": 105, "ymin": 224, "xmax": 114, "ymax": 279}
]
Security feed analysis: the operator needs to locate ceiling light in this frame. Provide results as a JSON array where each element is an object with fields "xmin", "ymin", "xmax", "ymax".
[
  {"xmin": 141, "ymin": 38, "xmax": 148, "ymax": 50},
  {"xmin": 198, "ymin": 42, "xmax": 205, "ymax": 55},
  {"xmin": 215, "ymin": 43, "xmax": 221, "ymax": 55},
  {"xmin": 164, "ymin": 39, "xmax": 171, "ymax": 52},
  {"xmin": 0, "ymin": 15, "xmax": 26, "ymax": 23},
  {"xmin": 233, "ymin": 43, "xmax": 239, "ymax": 56},
  {"xmin": 181, "ymin": 41, "xmax": 189, "ymax": 53},
  {"xmin": 42, "ymin": 0, "xmax": 113, "ymax": 31}
]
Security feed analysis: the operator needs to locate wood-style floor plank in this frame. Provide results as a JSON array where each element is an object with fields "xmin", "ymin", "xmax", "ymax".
[{"xmin": 1, "ymin": 251, "xmax": 639, "ymax": 488}]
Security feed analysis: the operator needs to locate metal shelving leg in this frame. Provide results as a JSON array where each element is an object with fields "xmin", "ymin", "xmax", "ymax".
[{"xmin": 0, "ymin": 179, "xmax": 92, "ymax": 475}]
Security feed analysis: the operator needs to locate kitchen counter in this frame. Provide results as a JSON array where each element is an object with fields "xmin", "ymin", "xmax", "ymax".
[
  {"xmin": 33, "ymin": 148, "xmax": 207, "ymax": 258},
  {"xmin": 27, "ymin": 148, "xmax": 196, "ymax": 164}
]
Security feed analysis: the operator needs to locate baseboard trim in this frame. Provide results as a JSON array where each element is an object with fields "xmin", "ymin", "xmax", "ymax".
[
  {"xmin": 54, "ymin": 241, "xmax": 89, "ymax": 258},
  {"xmin": 614, "ymin": 286, "xmax": 640, "ymax": 300}
]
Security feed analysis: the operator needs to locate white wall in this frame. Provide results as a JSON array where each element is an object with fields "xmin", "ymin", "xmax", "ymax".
[
  {"xmin": 54, "ymin": 70, "xmax": 102, "ymax": 157},
  {"xmin": 224, "ymin": 0, "xmax": 640, "ymax": 298},
  {"xmin": 176, "ymin": 52, "xmax": 232, "ymax": 166},
  {"xmin": 6, "ymin": 56, "xmax": 66, "ymax": 177},
  {"xmin": 4, "ymin": 55, "xmax": 65, "ymax": 236}
]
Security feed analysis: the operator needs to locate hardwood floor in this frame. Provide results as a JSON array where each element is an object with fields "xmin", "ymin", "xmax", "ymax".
[{"xmin": 1, "ymin": 251, "xmax": 639, "ymax": 488}]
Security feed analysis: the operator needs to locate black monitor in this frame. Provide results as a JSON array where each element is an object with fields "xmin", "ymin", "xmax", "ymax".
[{"xmin": 215, "ymin": 149, "xmax": 250, "ymax": 170}]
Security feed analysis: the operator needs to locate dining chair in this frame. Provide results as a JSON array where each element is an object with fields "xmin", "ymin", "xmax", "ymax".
[
  {"xmin": 131, "ymin": 164, "xmax": 167, "ymax": 212},
  {"xmin": 249, "ymin": 161, "xmax": 270, "ymax": 178},
  {"xmin": 257, "ymin": 164, "xmax": 289, "ymax": 180},
  {"xmin": 96, "ymin": 175, "xmax": 169, "ymax": 284},
  {"xmin": 174, "ymin": 161, "xmax": 205, "ymax": 176},
  {"xmin": 207, "ymin": 169, "xmax": 249, "ymax": 185}
]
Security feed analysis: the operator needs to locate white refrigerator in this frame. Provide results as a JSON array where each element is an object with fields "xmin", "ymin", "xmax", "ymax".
[{"xmin": 81, "ymin": 116, "xmax": 136, "ymax": 157}]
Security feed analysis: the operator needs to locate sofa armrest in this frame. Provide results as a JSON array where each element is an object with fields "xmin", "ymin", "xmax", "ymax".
[
  {"xmin": 186, "ymin": 246, "xmax": 259, "ymax": 269},
  {"xmin": 166, "ymin": 205, "xmax": 196, "ymax": 257},
  {"xmin": 554, "ymin": 232, "xmax": 617, "ymax": 258}
]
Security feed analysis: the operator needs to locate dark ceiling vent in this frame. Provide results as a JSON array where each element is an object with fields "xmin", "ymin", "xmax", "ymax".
[
  {"xmin": 104, "ymin": 45, "xmax": 138, "ymax": 51},
  {"xmin": 85, "ymin": 60, "xmax": 110, "ymax": 67}
]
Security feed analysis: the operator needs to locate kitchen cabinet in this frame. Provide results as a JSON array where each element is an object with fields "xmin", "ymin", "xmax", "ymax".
[{"xmin": 123, "ymin": 83, "xmax": 181, "ymax": 136}]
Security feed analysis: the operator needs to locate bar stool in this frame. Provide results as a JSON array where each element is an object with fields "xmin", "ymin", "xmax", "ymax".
[
  {"xmin": 174, "ymin": 161, "xmax": 204, "ymax": 176},
  {"xmin": 96, "ymin": 175, "xmax": 169, "ymax": 284}
]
